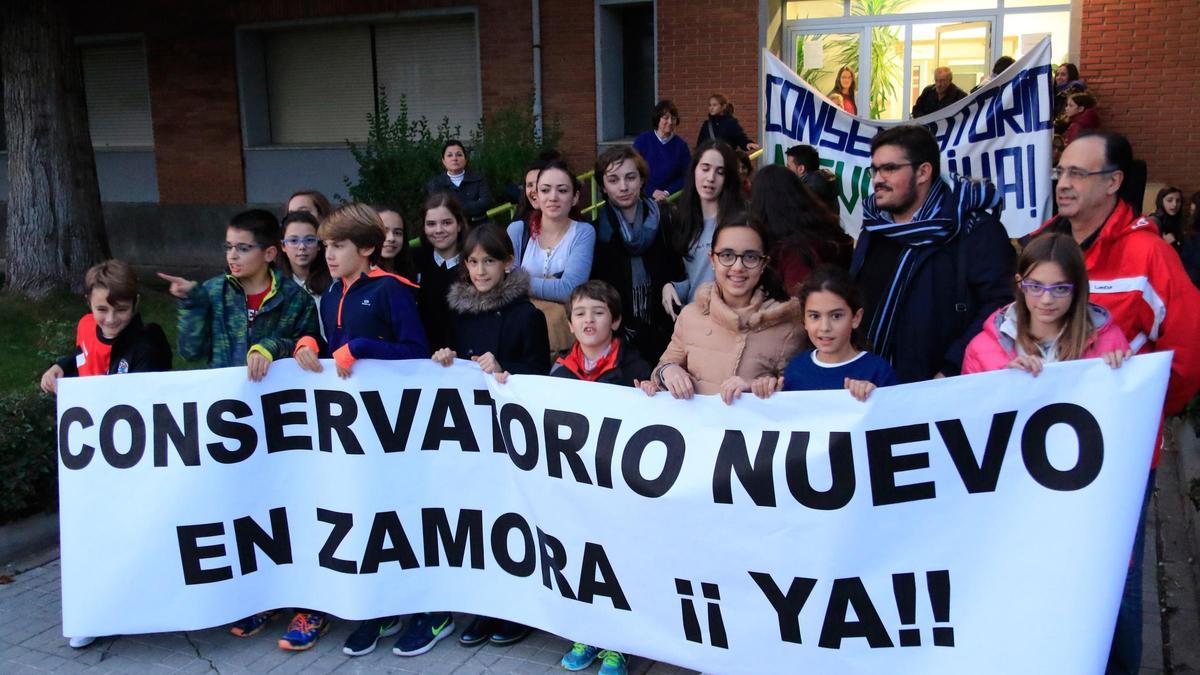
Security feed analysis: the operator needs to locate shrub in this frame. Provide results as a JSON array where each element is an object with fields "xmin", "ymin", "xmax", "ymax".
[
  {"xmin": 0, "ymin": 388, "xmax": 57, "ymax": 523},
  {"xmin": 343, "ymin": 93, "xmax": 462, "ymax": 235},
  {"xmin": 344, "ymin": 94, "xmax": 560, "ymax": 230},
  {"xmin": 469, "ymin": 100, "xmax": 562, "ymax": 206}
]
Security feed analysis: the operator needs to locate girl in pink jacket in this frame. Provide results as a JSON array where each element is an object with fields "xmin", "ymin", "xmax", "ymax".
[{"xmin": 962, "ymin": 232, "xmax": 1130, "ymax": 375}]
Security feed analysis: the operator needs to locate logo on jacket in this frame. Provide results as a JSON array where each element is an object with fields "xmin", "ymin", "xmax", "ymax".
[
  {"xmin": 361, "ymin": 299, "xmax": 372, "ymax": 307},
  {"xmin": 116, "ymin": 359, "xmax": 130, "ymax": 374}
]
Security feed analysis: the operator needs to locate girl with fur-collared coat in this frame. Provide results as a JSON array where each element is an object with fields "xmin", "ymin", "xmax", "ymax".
[
  {"xmin": 644, "ymin": 217, "xmax": 804, "ymax": 404},
  {"xmin": 436, "ymin": 225, "xmax": 551, "ymax": 379}
]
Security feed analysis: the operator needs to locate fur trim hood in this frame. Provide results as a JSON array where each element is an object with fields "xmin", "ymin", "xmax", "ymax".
[
  {"xmin": 692, "ymin": 282, "xmax": 802, "ymax": 333},
  {"xmin": 447, "ymin": 266, "xmax": 532, "ymax": 314}
]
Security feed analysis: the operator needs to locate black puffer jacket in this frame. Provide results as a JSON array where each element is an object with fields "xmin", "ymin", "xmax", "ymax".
[{"xmin": 445, "ymin": 267, "xmax": 550, "ymax": 375}]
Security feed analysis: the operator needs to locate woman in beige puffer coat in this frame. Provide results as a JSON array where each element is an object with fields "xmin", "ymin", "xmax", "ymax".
[{"xmin": 646, "ymin": 217, "xmax": 804, "ymax": 403}]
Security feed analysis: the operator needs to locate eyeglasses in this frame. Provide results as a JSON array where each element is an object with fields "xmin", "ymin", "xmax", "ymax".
[
  {"xmin": 866, "ymin": 162, "xmax": 914, "ymax": 178},
  {"xmin": 1019, "ymin": 280, "xmax": 1074, "ymax": 298},
  {"xmin": 283, "ymin": 236, "xmax": 319, "ymax": 248},
  {"xmin": 223, "ymin": 243, "xmax": 264, "ymax": 255},
  {"xmin": 1050, "ymin": 166, "xmax": 1118, "ymax": 181},
  {"xmin": 714, "ymin": 250, "xmax": 766, "ymax": 269}
]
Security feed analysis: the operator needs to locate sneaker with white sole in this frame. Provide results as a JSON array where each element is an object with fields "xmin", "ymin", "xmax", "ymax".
[
  {"xmin": 343, "ymin": 616, "xmax": 402, "ymax": 656},
  {"xmin": 392, "ymin": 612, "xmax": 454, "ymax": 656}
]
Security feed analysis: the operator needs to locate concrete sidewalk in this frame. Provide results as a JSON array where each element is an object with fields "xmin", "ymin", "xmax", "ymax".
[{"xmin": 0, "ymin": 554, "xmax": 695, "ymax": 675}]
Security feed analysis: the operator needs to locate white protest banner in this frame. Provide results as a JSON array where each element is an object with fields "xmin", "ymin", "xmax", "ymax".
[
  {"xmin": 58, "ymin": 354, "xmax": 1168, "ymax": 674},
  {"xmin": 763, "ymin": 39, "xmax": 1054, "ymax": 238}
]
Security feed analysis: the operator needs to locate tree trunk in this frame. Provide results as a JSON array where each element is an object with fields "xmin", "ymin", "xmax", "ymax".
[{"xmin": 2, "ymin": 0, "xmax": 109, "ymax": 297}]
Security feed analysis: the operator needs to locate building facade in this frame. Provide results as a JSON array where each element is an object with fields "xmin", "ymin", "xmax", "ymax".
[{"xmin": 0, "ymin": 0, "xmax": 1194, "ymax": 268}]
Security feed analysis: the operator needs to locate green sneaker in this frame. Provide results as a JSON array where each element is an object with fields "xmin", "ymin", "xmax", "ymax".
[
  {"xmin": 560, "ymin": 642, "xmax": 601, "ymax": 670},
  {"xmin": 598, "ymin": 650, "xmax": 628, "ymax": 675}
]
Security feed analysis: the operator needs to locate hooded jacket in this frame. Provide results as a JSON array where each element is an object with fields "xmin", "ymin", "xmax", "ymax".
[
  {"xmin": 178, "ymin": 267, "xmax": 319, "ymax": 368},
  {"xmin": 654, "ymin": 282, "xmax": 804, "ymax": 395},
  {"xmin": 1032, "ymin": 200, "xmax": 1200, "ymax": 416},
  {"xmin": 1063, "ymin": 107, "xmax": 1101, "ymax": 145},
  {"xmin": 961, "ymin": 302, "xmax": 1130, "ymax": 374},
  {"xmin": 446, "ymin": 267, "xmax": 550, "ymax": 376},
  {"xmin": 314, "ymin": 268, "xmax": 429, "ymax": 369}
]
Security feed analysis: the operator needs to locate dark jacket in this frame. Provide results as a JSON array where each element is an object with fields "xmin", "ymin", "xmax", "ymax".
[
  {"xmin": 591, "ymin": 200, "xmax": 676, "ymax": 363},
  {"xmin": 911, "ymin": 83, "xmax": 968, "ymax": 118},
  {"xmin": 426, "ymin": 171, "xmax": 493, "ymax": 225},
  {"xmin": 850, "ymin": 202, "xmax": 1014, "ymax": 383},
  {"xmin": 414, "ymin": 246, "xmax": 459, "ymax": 351},
  {"xmin": 696, "ymin": 114, "xmax": 753, "ymax": 151},
  {"xmin": 57, "ymin": 313, "xmax": 171, "ymax": 377},
  {"xmin": 802, "ymin": 169, "xmax": 841, "ymax": 217},
  {"xmin": 319, "ymin": 269, "xmax": 430, "ymax": 365},
  {"xmin": 178, "ymin": 268, "xmax": 319, "ymax": 368},
  {"xmin": 550, "ymin": 338, "xmax": 652, "ymax": 386},
  {"xmin": 446, "ymin": 267, "xmax": 550, "ymax": 375}
]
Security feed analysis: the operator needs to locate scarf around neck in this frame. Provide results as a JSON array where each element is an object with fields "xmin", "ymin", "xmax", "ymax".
[
  {"xmin": 860, "ymin": 175, "xmax": 1001, "ymax": 362},
  {"xmin": 597, "ymin": 197, "xmax": 661, "ymax": 255}
]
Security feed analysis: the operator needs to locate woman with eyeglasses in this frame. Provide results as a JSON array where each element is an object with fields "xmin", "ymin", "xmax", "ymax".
[
  {"xmin": 962, "ymin": 232, "xmax": 1129, "ymax": 375},
  {"xmin": 640, "ymin": 216, "xmax": 803, "ymax": 405}
]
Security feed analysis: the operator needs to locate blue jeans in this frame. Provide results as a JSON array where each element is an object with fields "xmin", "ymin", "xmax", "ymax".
[{"xmin": 1106, "ymin": 470, "xmax": 1154, "ymax": 675}]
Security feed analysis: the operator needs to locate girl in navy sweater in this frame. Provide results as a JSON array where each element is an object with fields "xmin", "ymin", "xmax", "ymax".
[{"xmin": 753, "ymin": 266, "xmax": 897, "ymax": 401}]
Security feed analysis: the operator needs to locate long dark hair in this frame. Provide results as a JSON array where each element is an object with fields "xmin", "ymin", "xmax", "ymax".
[
  {"xmin": 515, "ymin": 158, "xmax": 548, "ymax": 224},
  {"xmin": 419, "ymin": 192, "xmax": 467, "ymax": 253},
  {"xmin": 285, "ymin": 189, "xmax": 331, "ymax": 219},
  {"xmin": 798, "ymin": 265, "xmax": 867, "ymax": 351},
  {"xmin": 1153, "ymin": 186, "xmax": 1184, "ymax": 239},
  {"xmin": 749, "ymin": 165, "xmax": 844, "ymax": 267},
  {"xmin": 1015, "ymin": 233, "xmax": 1093, "ymax": 361},
  {"xmin": 277, "ymin": 211, "xmax": 331, "ymax": 295},
  {"xmin": 670, "ymin": 140, "xmax": 744, "ymax": 256},
  {"xmin": 1189, "ymin": 191, "xmax": 1200, "ymax": 237},
  {"xmin": 829, "ymin": 66, "xmax": 856, "ymax": 98},
  {"xmin": 709, "ymin": 215, "xmax": 787, "ymax": 302},
  {"xmin": 458, "ymin": 224, "xmax": 516, "ymax": 286},
  {"xmin": 372, "ymin": 203, "xmax": 416, "ymax": 278}
]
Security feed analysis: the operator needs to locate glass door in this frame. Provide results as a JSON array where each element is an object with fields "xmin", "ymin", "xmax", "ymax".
[{"xmin": 789, "ymin": 28, "xmax": 870, "ymax": 117}]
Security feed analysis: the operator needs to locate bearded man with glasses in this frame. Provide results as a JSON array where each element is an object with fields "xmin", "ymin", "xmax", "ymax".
[
  {"xmin": 850, "ymin": 124, "xmax": 1013, "ymax": 384},
  {"xmin": 1025, "ymin": 129, "xmax": 1200, "ymax": 675}
]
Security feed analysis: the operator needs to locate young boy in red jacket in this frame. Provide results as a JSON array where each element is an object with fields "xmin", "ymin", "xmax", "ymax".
[
  {"xmin": 550, "ymin": 280, "xmax": 646, "ymax": 675},
  {"xmin": 40, "ymin": 259, "xmax": 172, "ymax": 650}
]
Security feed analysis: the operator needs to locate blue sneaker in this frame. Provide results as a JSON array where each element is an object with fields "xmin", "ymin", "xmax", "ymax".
[
  {"xmin": 598, "ymin": 650, "xmax": 628, "ymax": 675},
  {"xmin": 392, "ymin": 612, "xmax": 455, "ymax": 656},
  {"xmin": 343, "ymin": 616, "xmax": 402, "ymax": 656},
  {"xmin": 560, "ymin": 643, "xmax": 601, "ymax": 671},
  {"xmin": 278, "ymin": 612, "xmax": 329, "ymax": 651},
  {"xmin": 229, "ymin": 610, "xmax": 276, "ymax": 638}
]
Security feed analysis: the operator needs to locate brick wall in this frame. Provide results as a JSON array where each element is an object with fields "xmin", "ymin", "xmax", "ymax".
[
  {"xmin": 70, "ymin": 0, "xmax": 535, "ymax": 205},
  {"xmin": 1079, "ymin": 0, "xmax": 1200, "ymax": 198},
  {"xmin": 539, "ymin": 0, "xmax": 597, "ymax": 172},
  {"xmin": 145, "ymin": 27, "xmax": 246, "ymax": 204},
  {"xmin": 657, "ymin": 0, "xmax": 761, "ymax": 151}
]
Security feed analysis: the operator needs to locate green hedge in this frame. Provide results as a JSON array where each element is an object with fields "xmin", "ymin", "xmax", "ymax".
[{"xmin": 0, "ymin": 387, "xmax": 58, "ymax": 523}]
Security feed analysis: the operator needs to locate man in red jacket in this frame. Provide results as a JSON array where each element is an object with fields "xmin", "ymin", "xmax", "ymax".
[{"xmin": 1031, "ymin": 129, "xmax": 1200, "ymax": 674}]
